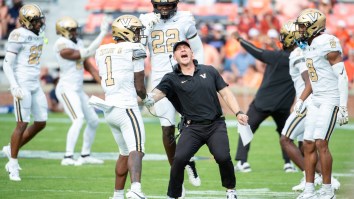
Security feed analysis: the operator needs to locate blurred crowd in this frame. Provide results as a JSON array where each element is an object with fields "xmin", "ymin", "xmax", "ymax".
[
  {"xmin": 1, "ymin": 0, "xmax": 354, "ymax": 111},
  {"xmin": 0, "ymin": 0, "xmax": 23, "ymax": 40},
  {"xmin": 188, "ymin": 0, "xmax": 354, "ymax": 89}
]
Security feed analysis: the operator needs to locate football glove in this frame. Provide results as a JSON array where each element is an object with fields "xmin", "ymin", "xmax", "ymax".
[
  {"xmin": 337, "ymin": 106, "xmax": 349, "ymax": 126},
  {"xmin": 143, "ymin": 93, "xmax": 155, "ymax": 109},
  {"xmin": 139, "ymin": 13, "xmax": 160, "ymax": 33},
  {"xmin": 10, "ymin": 86, "xmax": 24, "ymax": 100},
  {"xmin": 294, "ymin": 99, "xmax": 304, "ymax": 117}
]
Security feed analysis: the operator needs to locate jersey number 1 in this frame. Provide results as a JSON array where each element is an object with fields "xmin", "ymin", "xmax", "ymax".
[{"xmin": 105, "ymin": 56, "xmax": 115, "ymax": 86}]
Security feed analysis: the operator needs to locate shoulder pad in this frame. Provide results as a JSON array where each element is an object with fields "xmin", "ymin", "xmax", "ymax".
[
  {"xmin": 133, "ymin": 47, "xmax": 147, "ymax": 60},
  {"xmin": 8, "ymin": 29, "xmax": 26, "ymax": 43}
]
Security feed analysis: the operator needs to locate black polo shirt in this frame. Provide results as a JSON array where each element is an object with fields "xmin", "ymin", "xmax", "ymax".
[{"xmin": 156, "ymin": 63, "xmax": 227, "ymax": 122}]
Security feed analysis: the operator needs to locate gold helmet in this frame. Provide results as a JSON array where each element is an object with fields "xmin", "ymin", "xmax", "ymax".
[
  {"xmin": 112, "ymin": 15, "xmax": 145, "ymax": 43},
  {"xmin": 19, "ymin": 4, "xmax": 45, "ymax": 30},
  {"xmin": 151, "ymin": 0, "xmax": 179, "ymax": 20},
  {"xmin": 279, "ymin": 20, "xmax": 296, "ymax": 48},
  {"xmin": 56, "ymin": 17, "xmax": 79, "ymax": 39},
  {"xmin": 295, "ymin": 8, "xmax": 326, "ymax": 41}
]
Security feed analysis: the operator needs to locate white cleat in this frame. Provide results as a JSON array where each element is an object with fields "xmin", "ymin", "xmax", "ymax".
[
  {"xmin": 126, "ymin": 190, "xmax": 147, "ymax": 199},
  {"xmin": 75, "ymin": 155, "xmax": 104, "ymax": 166},
  {"xmin": 5, "ymin": 162, "xmax": 21, "ymax": 181},
  {"xmin": 296, "ymin": 191, "xmax": 318, "ymax": 199},
  {"xmin": 226, "ymin": 189, "xmax": 237, "ymax": 199},
  {"xmin": 2, "ymin": 145, "xmax": 11, "ymax": 160},
  {"xmin": 331, "ymin": 176, "xmax": 340, "ymax": 191},
  {"xmin": 317, "ymin": 187, "xmax": 336, "ymax": 199},
  {"xmin": 284, "ymin": 162, "xmax": 298, "ymax": 173},
  {"xmin": 61, "ymin": 157, "xmax": 76, "ymax": 166},
  {"xmin": 292, "ymin": 172, "xmax": 322, "ymax": 191},
  {"xmin": 234, "ymin": 161, "xmax": 251, "ymax": 173},
  {"xmin": 185, "ymin": 160, "xmax": 201, "ymax": 186}
]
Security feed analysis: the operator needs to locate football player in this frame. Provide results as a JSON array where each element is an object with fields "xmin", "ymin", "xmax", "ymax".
[
  {"xmin": 94, "ymin": 15, "xmax": 148, "ymax": 199},
  {"xmin": 294, "ymin": 8, "xmax": 349, "ymax": 199},
  {"xmin": 139, "ymin": 0, "xmax": 204, "ymax": 187},
  {"xmin": 278, "ymin": 20, "xmax": 340, "ymax": 192},
  {"xmin": 53, "ymin": 16, "xmax": 109, "ymax": 166},
  {"xmin": 2, "ymin": 4, "xmax": 47, "ymax": 181}
]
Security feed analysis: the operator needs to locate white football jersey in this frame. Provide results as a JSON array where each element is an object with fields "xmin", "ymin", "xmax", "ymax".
[
  {"xmin": 302, "ymin": 34, "xmax": 342, "ymax": 105},
  {"xmin": 147, "ymin": 11, "xmax": 197, "ymax": 76},
  {"xmin": 6, "ymin": 27, "xmax": 44, "ymax": 89},
  {"xmin": 54, "ymin": 37, "xmax": 85, "ymax": 91},
  {"xmin": 289, "ymin": 47, "xmax": 307, "ymax": 99},
  {"xmin": 95, "ymin": 42, "xmax": 146, "ymax": 108}
]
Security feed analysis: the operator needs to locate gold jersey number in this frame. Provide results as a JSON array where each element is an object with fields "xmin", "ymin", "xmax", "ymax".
[
  {"xmin": 105, "ymin": 56, "xmax": 115, "ymax": 86},
  {"xmin": 28, "ymin": 45, "xmax": 43, "ymax": 65},
  {"xmin": 306, "ymin": 58, "xmax": 318, "ymax": 82},
  {"xmin": 151, "ymin": 29, "xmax": 180, "ymax": 54}
]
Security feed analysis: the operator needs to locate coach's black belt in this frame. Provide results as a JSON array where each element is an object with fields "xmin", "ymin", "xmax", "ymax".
[{"xmin": 186, "ymin": 116, "xmax": 225, "ymax": 125}]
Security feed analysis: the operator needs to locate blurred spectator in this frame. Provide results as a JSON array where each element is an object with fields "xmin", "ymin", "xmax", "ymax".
[
  {"xmin": 317, "ymin": 0, "xmax": 333, "ymax": 15},
  {"xmin": 248, "ymin": 28, "xmax": 262, "ymax": 47},
  {"xmin": 198, "ymin": 22, "xmax": 210, "ymax": 41},
  {"xmin": 224, "ymin": 25, "xmax": 241, "ymax": 59},
  {"xmin": 236, "ymin": 8, "xmax": 256, "ymax": 34},
  {"xmin": 7, "ymin": 0, "xmax": 22, "ymax": 37},
  {"xmin": 202, "ymin": 37, "xmax": 222, "ymax": 72},
  {"xmin": 0, "ymin": 0, "xmax": 8, "ymax": 39},
  {"xmin": 275, "ymin": 0, "xmax": 309, "ymax": 19},
  {"xmin": 207, "ymin": 23, "xmax": 226, "ymax": 62},
  {"xmin": 48, "ymin": 77, "xmax": 63, "ymax": 113},
  {"xmin": 241, "ymin": 64, "xmax": 264, "ymax": 89},
  {"xmin": 263, "ymin": 29, "xmax": 282, "ymax": 50},
  {"xmin": 247, "ymin": 0, "xmax": 271, "ymax": 16},
  {"xmin": 344, "ymin": 32, "xmax": 354, "ymax": 60},
  {"xmin": 40, "ymin": 67, "xmax": 54, "ymax": 85},
  {"xmin": 228, "ymin": 46, "xmax": 256, "ymax": 84},
  {"xmin": 344, "ymin": 49, "xmax": 354, "ymax": 89},
  {"xmin": 334, "ymin": 20, "xmax": 350, "ymax": 58},
  {"xmin": 259, "ymin": 10, "xmax": 281, "ymax": 35}
]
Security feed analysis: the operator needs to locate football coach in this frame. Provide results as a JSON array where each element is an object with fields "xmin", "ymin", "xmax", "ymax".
[{"xmin": 142, "ymin": 40, "xmax": 249, "ymax": 199}]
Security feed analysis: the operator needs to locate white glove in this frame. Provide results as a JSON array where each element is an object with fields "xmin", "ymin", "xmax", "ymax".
[
  {"xmin": 139, "ymin": 13, "xmax": 160, "ymax": 33},
  {"xmin": 294, "ymin": 99, "xmax": 304, "ymax": 117},
  {"xmin": 10, "ymin": 86, "xmax": 24, "ymax": 100},
  {"xmin": 100, "ymin": 15, "xmax": 112, "ymax": 33},
  {"xmin": 337, "ymin": 106, "xmax": 349, "ymax": 126},
  {"xmin": 143, "ymin": 93, "xmax": 155, "ymax": 109}
]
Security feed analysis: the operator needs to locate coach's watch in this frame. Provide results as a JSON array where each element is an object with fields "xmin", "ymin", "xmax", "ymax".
[{"xmin": 235, "ymin": 111, "xmax": 244, "ymax": 117}]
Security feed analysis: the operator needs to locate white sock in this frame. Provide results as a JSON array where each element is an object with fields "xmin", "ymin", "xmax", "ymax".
[
  {"xmin": 322, "ymin": 184, "xmax": 332, "ymax": 191},
  {"xmin": 131, "ymin": 182, "xmax": 142, "ymax": 192},
  {"xmin": 9, "ymin": 158, "xmax": 18, "ymax": 166},
  {"xmin": 113, "ymin": 189, "xmax": 124, "ymax": 198},
  {"xmin": 304, "ymin": 183, "xmax": 315, "ymax": 192}
]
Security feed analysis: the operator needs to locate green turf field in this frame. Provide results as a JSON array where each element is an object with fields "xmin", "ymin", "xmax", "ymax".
[{"xmin": 0, "ymin": 113, "xmax": 353, "ymax": 199}]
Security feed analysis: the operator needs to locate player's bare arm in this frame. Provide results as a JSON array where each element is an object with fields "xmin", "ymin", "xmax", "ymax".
[
  {"xmin": 218, "ymin": 87, "xmax": 248, "ymax": 125},
  {"xmin": 134, "ymin": 71, "xmax": 147, "ymax": 100},
  {"xmin": 83, "ymin": 59, "xmax": 101, "ymax": 84},
  {"xmin": 59, "ymin": 48, "xmax": 81, "ymax": 60}
]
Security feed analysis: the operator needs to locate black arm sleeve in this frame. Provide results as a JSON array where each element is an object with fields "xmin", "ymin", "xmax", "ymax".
[{"xmin": 239, "ymin": 38, "xmax": 265, "ymax": 62}]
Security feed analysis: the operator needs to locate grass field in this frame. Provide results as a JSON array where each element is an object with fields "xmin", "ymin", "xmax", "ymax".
[{"xmin": 0, "ymin": 113, "xmax": 353, "ymax": 199}]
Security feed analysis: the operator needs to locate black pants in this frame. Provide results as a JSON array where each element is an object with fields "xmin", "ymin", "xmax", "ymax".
[
  {"xmin": 167, "ymin": 119, "xmax": 235, "ymax": 198},
  {"xmin": 235, "ymin": 100, "xmax": 291, "ymax": 163}
]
